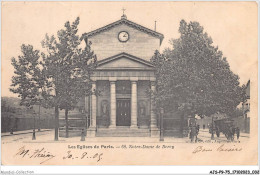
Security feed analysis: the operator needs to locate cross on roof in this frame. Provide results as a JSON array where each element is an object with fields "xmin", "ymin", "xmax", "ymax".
[{"xmin": 122, "ymin": 8, "xmax": 126, "ymax": 15}]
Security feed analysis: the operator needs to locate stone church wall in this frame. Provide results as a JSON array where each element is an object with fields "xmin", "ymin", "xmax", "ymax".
[
  {"xmin": 88, "ymin": 24, "xmax": 160, "ymax": 61},
  {"xmin": 96, "ymin": 81, "xmax": 110, "ymax": 127},
  {"xmin": 137, "ymin": 81, "xmax": 151, "ymax": 128}
]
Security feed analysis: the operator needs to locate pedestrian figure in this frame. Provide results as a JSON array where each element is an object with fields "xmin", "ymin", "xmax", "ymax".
[
  {"xmin": 189, "ymin": 123, "xmax": 192, "ymax": 140},
  {"xmin": 80, "ymin": 129, "xmax": 85, "ymax": 141},
  {"xmin": 196, "ymin": 125, "xmax": 200, "ymax": 134},
  {"xmin": 236, "ymin": 127, "xmax": 240, "ymax": 140},
  {"xmin": 209, "ymin": 124, "xmax": 212, "ymax": 134},
  {"xmin": 232, "ymin": 127, "xmax": 236, "ymax": 141},
  {"xmin": 216, "ymin": 126, "xmax": 220, "ymax": 137},
  {"xmin": 203, "ymin": 124, "xmax": 205, "ymax": 130},
  {"xmin": 226, "ymin": 126, "xmax": 232, "ymax": 141},
  {"xmin": 32, "ymin": 129, "xmax": 36, "ymax": 140},
  {"xmin": 190, "ymin": 126, "xmax": 197, "ymax": 143},
  {"xmin": 223, "ymin": 125, "xmax": 227, "ymax": 138},
  {"xmin": 195, "ymin": 126, "xmax": 199, "ymax": 143}
]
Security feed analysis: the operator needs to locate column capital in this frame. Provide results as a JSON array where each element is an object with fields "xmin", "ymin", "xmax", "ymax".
[
  {"xmin": 91, "ymin": 81, "xmax": 96, "ymax": 88},
  {"xmin": 91, "ymin": 77, "xmax": 97, "ymax": 81},
  {"xmin": 130, "ymin": 77, "xmax": 138, "ymax": 82},
  {"xmin": 109, "ymin": 77, "xmax": 117, "ymax": 82},
  {"xmin": 91, "ymin": 82, "xmax": 96, "ymax": 95},
  {"xmin": 151, "ymin": 81, "xmax": 156, "ymax": 86},
  {"xmin": 110, "ymin": 81, "xmax": 116, "ymax": 85},
  {"xmin": 150, "ymin": 77, "xmax": 156, "ymax": 82}
]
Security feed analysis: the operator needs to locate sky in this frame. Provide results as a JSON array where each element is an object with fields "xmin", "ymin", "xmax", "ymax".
[{"xmin": 2, "ymin": 1, "xmax": 258, "ymax": 97}]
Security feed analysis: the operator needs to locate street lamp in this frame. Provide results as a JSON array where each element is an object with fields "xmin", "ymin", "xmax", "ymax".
[
  {"xmin": 38, "ymin": 104, "xmax": 41, "ymax": 131},
  {"xmin": 160, "ymin": 107, "xmax": 164, "ymax": 142},
  {"xmin": 32, "ymin": 111, "xmax": 36, "ymax": 140},
  {"xmin": 85, "ymin": 111, "xmax": 89, "ymax": 138}
]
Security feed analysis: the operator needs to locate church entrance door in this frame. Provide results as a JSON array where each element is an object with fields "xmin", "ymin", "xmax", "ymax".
[{"xmin": 116, "ymin": 99, "xmax": 131, "ymax": 126}]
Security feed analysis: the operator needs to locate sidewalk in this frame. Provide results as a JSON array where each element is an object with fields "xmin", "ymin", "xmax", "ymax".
[
  {"xmin": 1, "ymin": 129, "xmax": 249, "ymax": 143},
  {"xmin": 199, "ymin": 129, "xmax": 250, "ymax": 137},
  {"xmin": 1, "ymin": 129, "xmax": 191, "ymax": 143},
  {"xmin": 1, "ymin": 129, "xmax": 52, "ymax": 137},
  {"xmin": 197, "ymin": 129, "xmax": 250, "ymax": 143}
]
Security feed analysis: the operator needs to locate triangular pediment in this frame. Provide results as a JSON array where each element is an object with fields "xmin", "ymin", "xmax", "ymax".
[
  {"xmin": 82, "ymin": 18, "xmax": 164, "ymax": 45},
  {"xmin": 97, "ymin": 53, "xmax": 155, "ymax": 70}
]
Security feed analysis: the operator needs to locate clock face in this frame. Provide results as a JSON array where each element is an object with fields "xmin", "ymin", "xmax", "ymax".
[{"xmin": 118, "ymin": 31, "xmax": 129, "ymax": 42}]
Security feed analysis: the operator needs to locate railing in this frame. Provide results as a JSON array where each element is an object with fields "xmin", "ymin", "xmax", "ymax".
[
  {"xmin": 59, "ymin": 118, "xmax": 86, "ymax": 128},
  {"xmin": 1, "ymin": 117, "xmax": 55, "ymax": 133},
  {"xmin": 162, "ymin": 112, "xmax": 189, "ymax": 138}
]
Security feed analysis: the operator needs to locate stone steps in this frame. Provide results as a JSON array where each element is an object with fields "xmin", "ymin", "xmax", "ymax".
[
  {"xmin": 59, "ymin": 126, "xmax": 151, "ymax": 137},
  {"xmin": 96, "ymin": 127, "xmax": 150, "ymax": 137}
]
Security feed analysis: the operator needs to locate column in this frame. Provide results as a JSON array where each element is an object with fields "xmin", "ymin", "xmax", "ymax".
[
  {"xmin": 109, "ymin": 81, "xmax": 116, "ymax": 128},
  {"xmin": 150, "ymin": 82, "xmax": 157, "ymax": 128},
  {"xmin": 84, "ymin": 96, "xmax": 88, "ymax": 114},
  {"xmin": 87, "ymin": 81, "xmax": 96, "ymax": 137},
  {"xmin": 91, "ymin": 82, "xmax": 97, "ymax": 128},
  {"xmin": 150, "ymin": 81, "xmax": 159, "ymax": 137},
  {"xmin": 131, "ymin": 81, "xmax": 138, "ymax": 128},
  {"xmin": 84, "ymin": 95, "xmax": 89, "ymax": 128}
]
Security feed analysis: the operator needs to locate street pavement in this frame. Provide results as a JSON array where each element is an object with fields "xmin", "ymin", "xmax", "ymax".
[
  {"xmin": 196, "ymin": 129, "xmax": 250, "ymax": 143},
  {"xmin": 1, "ymin": 129, "xmax": 190, "ymax": 143},
  {"xmin": 1, "ymin": 128, "xmax": 250, "ymax": 144}
]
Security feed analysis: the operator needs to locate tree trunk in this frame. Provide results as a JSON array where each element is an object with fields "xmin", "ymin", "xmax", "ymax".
[
  {"xmin": 244, "ymin": 116, "xmax": 248, "ymax": 133},
  {"xmin": 54, "ymin": 105, "xmax": 59, "ymax": 141},
  {"xmin": 211, "ymin": 115, "xmax": 214, "ymax": 140},
  {"xmin": 180, "ymin": 112, "xmax": 184, "ymax": 138},
  {"xmin": 65, "ymin": 108, "xmax": 69, "ymax": 138}
]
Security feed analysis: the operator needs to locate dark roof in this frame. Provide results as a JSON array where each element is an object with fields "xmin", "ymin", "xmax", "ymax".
[
  {"xmin": 96, "ymin": 52, "xmax": 155, "ymax": 70},
  {"xmin": 82, "ymin": 18, "xmax": 164, "ymax": 45}
]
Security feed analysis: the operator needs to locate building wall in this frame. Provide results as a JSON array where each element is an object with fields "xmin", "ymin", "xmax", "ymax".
[
  {"xmin": 88, "ymin": 24, "xmax": 160, "ymax": 61},
  {"xmin": 93, "ymin": 70, "xmax": 155, "ymax": 79},
  {"xmin": 233, "ymin": 116, "xmax": 250, "ymax": 133},
  {"xmin": 95, "ymin": 80, "xmax": 151, "ymax": 127},
  {"xmin": 96, "ymin": 81, "xmax": 110, "ymax": 127},
  {"xmin": 196, "ymin": 115, "xmax": 250, "ymax": 133},
  {"xmin": 137, "ymin": 81, "xmax": 151, "ymax": 127}
]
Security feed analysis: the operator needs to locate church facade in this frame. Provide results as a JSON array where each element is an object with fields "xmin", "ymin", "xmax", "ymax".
[{"xmin": 83, "ymin": 14, "xmax": 164, "ymax": 137}]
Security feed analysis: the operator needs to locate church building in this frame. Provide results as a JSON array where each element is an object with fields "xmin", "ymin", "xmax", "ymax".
[{"xmin": 83, "ymin": 13, "xmax": 164, "ymax": 137}]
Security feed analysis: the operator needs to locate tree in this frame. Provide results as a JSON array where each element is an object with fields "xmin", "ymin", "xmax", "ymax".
[
  {"xmin": 10, "ymin": 17, "xmax": 97, "ymax": 140},
  {"xmin": 41, "ymin": 17, "xmax": 97, "ymax": 140},
  {"xmin": 151, "ymin": 20, "xmax": 244, "ymax": 134},
  {"xmin": 10, "ymin": 44, "xmax": 43, "ymax": 108}
]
